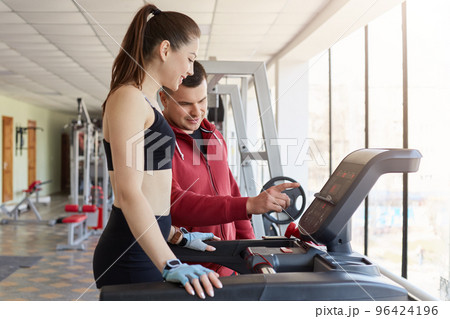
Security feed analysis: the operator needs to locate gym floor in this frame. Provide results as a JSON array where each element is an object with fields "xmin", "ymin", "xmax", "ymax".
[{"xmin": 0, "ymin": 194, "xmax": 100, "ymax": 301}]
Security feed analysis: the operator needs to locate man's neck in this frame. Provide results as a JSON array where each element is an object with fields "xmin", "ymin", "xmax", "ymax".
[{"xmin": 189, "ymin": 128, "xmax": 202, "ymax": 137}]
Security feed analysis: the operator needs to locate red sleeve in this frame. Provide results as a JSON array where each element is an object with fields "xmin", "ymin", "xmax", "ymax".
[
  {"xmin": 228, "ymin": 168, "xmax": 242, "ymax": 197},
  {"xmin": 170, "ymin": 177, "xmax": 250, "ymax": 227},
  {"xmin": 234, "ymin": 219, "xmax": 255, "ymax": 239},
  {"xmin": 228, "ymin": 169, "xmax": 255, "ymax": 239}
]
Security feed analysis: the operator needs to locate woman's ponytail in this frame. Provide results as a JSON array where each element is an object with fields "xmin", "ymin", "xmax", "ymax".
[
  {"xmin": 102, "ymin": 3, "xmax": 200, "ymax": 114},
  {"xmin": 113, "ymin": 5, "xmax": 157, "ymax": 88}
]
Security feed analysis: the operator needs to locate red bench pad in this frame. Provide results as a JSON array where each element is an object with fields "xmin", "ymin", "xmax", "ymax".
[
  {"xmin": 62, "ymin": 214, "xmax": 87, "ymax": 223},
  {"xmin": 82, "ymin": 205, "xmax": 97, "ymax": 213},
  {"xmin": 65, "ymin": 204, "xmax": 79, "ymax": 212},
  {"xmin": 23, "ymin": 180, "xmax": 42, "ymax": 193}
]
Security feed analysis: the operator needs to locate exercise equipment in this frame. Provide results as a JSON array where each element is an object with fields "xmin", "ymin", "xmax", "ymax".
[
  {"xmin": 202, "ymin": 61, "xmax": 284, "ymax": 238},
  {"xmin": 100, "ymin": 148, "xmax": 423, "ymax": 301},
  {"xmin": 56, "ymin": 204, "xmax": 97, "ymax": 250},
  {"xmin": 1, "ymin": 180, "xmax": 53, "ymax": 225},
  {"xmin": 65, "ymin": 98, "xmax": 110, "ymax": 229},
  {"xmin": 261, "ymin": 176, "xmax": 306, "ymax": 225},
  {"xmin": 55, "ymin": 98, "xmax": 111, "ymax": 249}
]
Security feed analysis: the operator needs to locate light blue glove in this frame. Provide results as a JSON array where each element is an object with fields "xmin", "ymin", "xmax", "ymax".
[
  {"xmin": 162, "ymin": 262, "xmax": 212, "ymax": 286},
  {"xmin": 180, "ymin": 227, "xmax": 215, "ymax": 251}
]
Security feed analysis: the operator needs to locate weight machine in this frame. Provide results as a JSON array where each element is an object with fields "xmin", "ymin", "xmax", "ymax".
[
  {"xmin": 1, "ymin": 180, "xmax": 52, "ymax": 225},
  {"xmin": 65, "ymin": 98, "xmax": 110, "ymax": 230},
  {"xmin": 201, "ymin": 61, "xmax": 297, "ymax": 238}
]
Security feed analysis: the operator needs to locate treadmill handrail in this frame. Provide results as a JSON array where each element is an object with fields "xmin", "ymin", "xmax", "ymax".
[{"xmin": 378, "ymin": 265, "xmax": 439, "ymax": 301}]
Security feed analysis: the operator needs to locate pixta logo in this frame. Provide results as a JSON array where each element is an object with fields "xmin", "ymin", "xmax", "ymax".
[
  {"xmin": 126, "ymin": 129, "xmax": 173, "ymax": 174},
  {"xmin": 227, "ymin": 137, "xmax": 326, "ymax": 168}
]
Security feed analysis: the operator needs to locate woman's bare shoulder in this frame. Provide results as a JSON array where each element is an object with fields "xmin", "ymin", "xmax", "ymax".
[
  {"xmin": 107, "ymin": 85, "xmax": 145, "ymax": 109},
  {"xmin": 104, "ymin": 85, "xmax": 154, "ymax": 132}
]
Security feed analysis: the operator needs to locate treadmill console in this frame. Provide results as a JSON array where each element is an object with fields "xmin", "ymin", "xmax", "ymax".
[
  {"xmin": 301, "ymin": 162, "xmax": 364, "ymax": 234},
  {"xmin": 299, "ymin": 149, "xmax": 421, "ymax": 248}
]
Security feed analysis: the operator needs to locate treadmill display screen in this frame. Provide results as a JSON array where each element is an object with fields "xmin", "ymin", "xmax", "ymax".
[{"xmin": 299, "ymin": 163, "xmax": 364, "ymax": 235}]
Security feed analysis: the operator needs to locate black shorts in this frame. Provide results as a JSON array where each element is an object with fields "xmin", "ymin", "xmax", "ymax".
[{"xmin": 92, "ymin": 205, "xmax": 171, "ymax": 288}]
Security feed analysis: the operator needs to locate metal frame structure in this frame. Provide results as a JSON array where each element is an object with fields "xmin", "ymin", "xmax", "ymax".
[
  {"xmin": 69, "ymin": 98, "xmax": 109, "ymax": 230},
  {"xmin": 0, "ymin": 180, "xmax": 53, "ymax": 225},
  {"xmin": 70, "ymin": 98, "xmax": 93, "ymax": 206},
  {"xmin": 0, "ymin": 193, "xmax": 41, "ymax": 223},
  {"xmin": 200, "ymin": 61, "xmax": 283, "ymax": 238},
  {"xmin": 379, "ymin": 265, "xmax": 438, "ymax": 301}
]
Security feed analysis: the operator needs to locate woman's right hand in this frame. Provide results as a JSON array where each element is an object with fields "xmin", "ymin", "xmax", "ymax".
[{"xmin": 162, "ymin": 262, "xmax": 222, "ymax": 299}]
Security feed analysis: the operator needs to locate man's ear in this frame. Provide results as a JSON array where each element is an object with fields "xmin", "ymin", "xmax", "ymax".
[
  {"xmin": 158, "ymin": 40, "xmax": 171, "ymax": 62},
  {"xmin": 159, "ymin": 90, "xmax": 167, "ymax": 107}
]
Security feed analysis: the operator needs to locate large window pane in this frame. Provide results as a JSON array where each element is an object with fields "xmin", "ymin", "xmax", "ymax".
[
  {"xmin": 367, "ymin": 6, "xmax": 404, "ymax": 275},
  {"xmin": 307, "ymin": 50, "xmax": 330, "ymax": 198},
  {"xmin": 407, "ymin": 0, "xmax": 450, "ymax": 299},
  {"xmin": 330, "ymin": 29, "xmax": 366, "ymax": 253}
]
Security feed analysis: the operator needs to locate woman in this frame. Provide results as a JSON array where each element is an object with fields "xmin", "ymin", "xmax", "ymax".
[{"xmin": 93, "ymin": 4, "xmax": 222, "ymax": 299}]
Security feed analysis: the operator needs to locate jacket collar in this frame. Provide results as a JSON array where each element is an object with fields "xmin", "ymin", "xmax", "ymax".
[
  {"xmin": 170, "ymin": 118, "xmax": 222, "ymax": 161},
  {"xmin": 169, "ymin": 118, "xmax": 216, "ymax": 140}
]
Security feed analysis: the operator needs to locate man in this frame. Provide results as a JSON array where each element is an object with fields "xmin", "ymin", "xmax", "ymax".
[{"xmin": 160, "ymin": 61, "xmax": 298, "ymax": 276}]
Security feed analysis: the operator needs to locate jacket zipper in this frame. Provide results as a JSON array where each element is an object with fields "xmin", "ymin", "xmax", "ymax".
[
  {"xmin": 202, "ymin": 154, "xmax": 226, "ymax": 274},
  {"xmin": 178, "ymin": 127, "xmax": 227, "ymax": 245},
  {"xmin": 203, "ymin": 154, "xmax": 219, "ymax": 195},
  {"xmin": 183, "ymin": 127, "xmax": 226, "ymax": 274},
  {"xmin": 198, "ymin": 126, "xmax": 221, "ymax": 196},
  {"xmin": 199, "ymin": 142, "xmax": 227, "ymax": 243}
]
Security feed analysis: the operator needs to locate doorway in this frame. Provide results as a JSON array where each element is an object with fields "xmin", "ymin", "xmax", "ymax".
[
  {"xmin": 28, "ymin": 120, "xmax": 36, "ymax": 186},
  {"xmin": 2, "ymin": 116, "xmax": 13, "ymax": 202}
]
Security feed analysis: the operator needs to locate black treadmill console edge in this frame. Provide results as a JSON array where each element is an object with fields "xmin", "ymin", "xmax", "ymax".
[{"xmin": 298, "ymin": 148, "xmax": 421, "ymax": 251}]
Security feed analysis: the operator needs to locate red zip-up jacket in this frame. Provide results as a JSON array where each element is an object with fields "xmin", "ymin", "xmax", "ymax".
[{"xmin": 169, "ymin": 119, "xmax": 255, "ymax": 276}]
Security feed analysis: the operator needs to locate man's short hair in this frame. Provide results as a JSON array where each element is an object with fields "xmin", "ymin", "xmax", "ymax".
[
  {"xmin": 182, "ymin": 60, "xmax": 207, "ymax": 88},
  {"xmin": 162, "ymin": 60, "xmax": 207, "ymax": 94}
]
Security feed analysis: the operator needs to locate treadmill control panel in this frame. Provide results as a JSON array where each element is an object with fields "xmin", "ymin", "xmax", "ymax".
[
  {"xmin": 300, "ymin": 163, "xmax": 363, "ymax": 234},
  {"xmin": 298, "ymin": 149, "xmax": 421, "ymax": 246}
]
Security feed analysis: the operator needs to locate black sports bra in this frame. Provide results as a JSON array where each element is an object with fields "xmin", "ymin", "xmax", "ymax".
[{"xmin": 103, "ymin": 96, "xmax": 175, "ymax": 172}]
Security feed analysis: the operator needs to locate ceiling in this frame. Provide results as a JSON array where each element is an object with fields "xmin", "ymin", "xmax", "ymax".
[{"xmin": 0, "ymin": 0, "xmax": 402, "ymax": 116}]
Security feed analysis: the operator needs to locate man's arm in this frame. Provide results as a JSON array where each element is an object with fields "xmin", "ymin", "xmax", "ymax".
[
  {"xmin": 170, "ymin": 177, "xmax": 250, "ymax": 227},
  {"xmin": 171, "ymin": 167, "xmax": 298, "ymax": 230}
]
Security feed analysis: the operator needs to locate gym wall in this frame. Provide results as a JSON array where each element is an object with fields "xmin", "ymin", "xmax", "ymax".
[{"xmin": 0, "ymin": 94, "xmax": 74, "ymax": 202}]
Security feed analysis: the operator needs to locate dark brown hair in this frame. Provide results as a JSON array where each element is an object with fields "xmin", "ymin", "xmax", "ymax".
[
  {"xmin": 102, "ymin": 4, "xmax": 201, "ymax": 114},
  {"xmin": 180, "ymin": 60, "xmax": 207, "ymax": 88}
]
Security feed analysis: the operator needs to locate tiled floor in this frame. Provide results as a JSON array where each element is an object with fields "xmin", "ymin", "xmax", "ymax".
[{"xmin": 0, "ymin": 194, "xmax": 101, "ymax": 301}]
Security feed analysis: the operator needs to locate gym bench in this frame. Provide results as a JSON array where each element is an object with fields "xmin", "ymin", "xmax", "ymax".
[{"xmin": 56, "ymin": 204, "xmax": 96, "ymax": 251}]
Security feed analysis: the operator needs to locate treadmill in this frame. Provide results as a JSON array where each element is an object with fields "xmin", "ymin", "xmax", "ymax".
[{"xmin": 100, "ymin": 148, "xmax": 422, "ymax": 301}]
